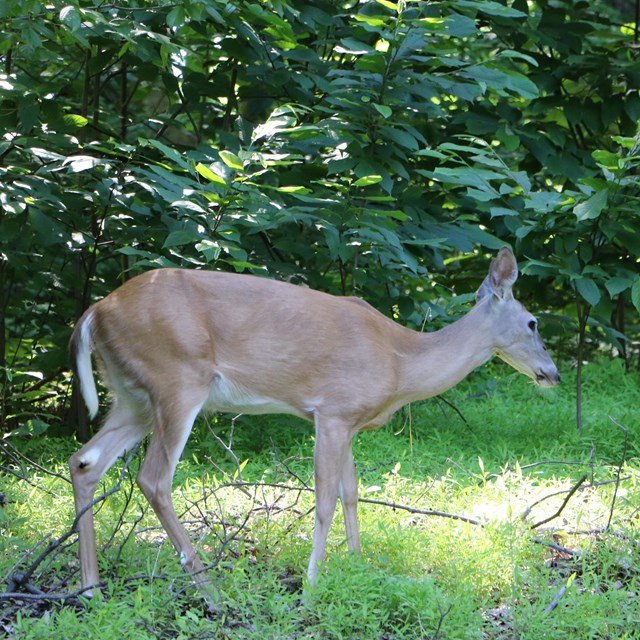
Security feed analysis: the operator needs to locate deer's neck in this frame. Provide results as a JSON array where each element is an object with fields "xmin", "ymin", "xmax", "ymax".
[{"xmin": 398, "ymin": 301, "xmax": 494, "ymax": 401}]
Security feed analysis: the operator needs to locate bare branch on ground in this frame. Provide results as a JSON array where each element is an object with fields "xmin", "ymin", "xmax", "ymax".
[{"xmin": 530, "ymin": 474, "xmax": 588, "ymax": 530}]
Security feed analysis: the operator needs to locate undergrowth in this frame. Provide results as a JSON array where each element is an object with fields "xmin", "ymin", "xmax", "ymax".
[{"xmin": 1, "ymin": 358, "xmax": 639, "ymax": 639}]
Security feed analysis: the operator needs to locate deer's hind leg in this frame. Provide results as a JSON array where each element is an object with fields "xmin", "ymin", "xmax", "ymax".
[
  {"xmin": 134, "ymin": 386, "xmax": 215, "ymax": 599},
  {"xmin": 69, "ymin": 402, "xmax": 151, "ymax": 593}
]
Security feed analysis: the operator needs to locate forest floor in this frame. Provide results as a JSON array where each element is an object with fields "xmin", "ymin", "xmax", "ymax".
[{"xmin": 1, "ymin": 358, "xmax": 639, "ymax": 639}]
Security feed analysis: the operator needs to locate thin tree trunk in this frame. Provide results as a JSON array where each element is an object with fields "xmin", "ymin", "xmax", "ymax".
[{"xmin": 575, "ymin": 297, "xmax": 590, "ymax": 432}]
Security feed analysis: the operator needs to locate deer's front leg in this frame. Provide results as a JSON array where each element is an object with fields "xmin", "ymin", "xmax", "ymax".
[
  {"xmin": 307, "ymin": 417, "xmax": 355, "ymax": 584},
  {"xmin": 339, "ymin": 444, "xmax": 360, "ymax": 554}
]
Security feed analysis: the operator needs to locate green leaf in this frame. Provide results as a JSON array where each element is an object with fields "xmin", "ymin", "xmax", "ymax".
[
  {"xmin": 605, "ymin": 277, "xmax": 632, "ymax": 298},
  {"xmin": 575, "ymin": 277, "xmax": 601, "ymax": 307},
  {"xmin": 460, "ymin": 65, "xmax": 538, "ymax": 99},
  {"xmin": 375, "ymin": 0, "xmax": 398, "ymax": 11},
  {"xmin": 336, "ymin": 38, "xmax": 375, "ymax": 54},
  {"xmin": 195, "ymin": 239, "xmax": 222, "ymax": 262},
  {"xmin": 21, "ymin": 25, "xmax": 42, "ymax": 49},
  {"xmin": 9, "ymin": 419, "xmax": 50, "ymax": 437},
  {"xmin": 632, "ymin": 276, "xmax": 640, "ymax": 314},
  {"xmin": 219, "ymin": 150, "xmax": 244, "ymax": 171},
  {"xmin": 497, "ymin": 50, "xmax": 538, "ymax": 67},
  {"xmin": 574, "ymin": 188, "xmax": 608, "ymax": 221},
  {"xmin": 195, "ymin": 162, "xmax": 227, "ymax": 186},
  {"xmin": 612, "ymin": 136, "xmax": 638, "ymax": 150},
  {"xmin": 353, "ymin": 14, "xmax": 386, "ymax": 28},
  {"xmin": 64, "ymin": 156, "xmax": 102, "ymax": 172},
  {"xmin": 524, "ymin": 191, "xmax": 564, "ymax": 212},
  {"xmin": 418, "ymin": 16, "xmax": 447, "ymax": 31},
  {"xmin": 457, "ymin": 0, "xmax": 527, "ymax": 18},
  {"xmin": 167, "ymin": 5, "xmax": 186, "ymax": 28},
  {"xmin": 443, "ymin": 13, "xmax": 477, "ymax": 37},
  {"xmin": 429, "ymin": 166, "xmax": 502, "ymax": 190},
  {"xmin": 276, "ymin": 185, "xmax": 312, "ymax": 194},
  {"xmin": 353, "ymin": 175, "xmax": 383, "ymax": 187},
  {"xmin": 373, "ymin": 104, "xmax": 392, "ymax": 119},
  {"xmin": 18, "ymin": 95, "xmax": 39, "ymax": 132},
  {"xmin": 380, "ymin": 126, "xmax": 419, "ymax": 150},
  {"xmin": 62, "ymin": 114, "xmax": 89, "ymax": 128},
  {"xmin": 163, "ymin": 229, "xmax": 200, "ymax": 248},
  {"xmin": 60, "ymin": 6, "xmax": 82, "ymax": 30},
  {"xmin": 416, "ymin": 149, "xmax": 448, "ymax": 160},
  {"xmin": 367, "ymin": 208, "xmax": 409, "ymax": 221},
  {"xmin": 592, "ymin": 150, "xmax": 620, "ymax": 169},
  {"xmin": 522, "ymin": 259, "xmax": 557, "ymax": 277},
  {"xmin": 227, "ymin": 260, "xmax": 264, "ymax": 272},
  {"xmin": 140, "ymin": 138, "xmax": 190, "ymax": 170},
  {"xmin": 490, "ymin": 207, "xmax": 519, "ymax": 218}
]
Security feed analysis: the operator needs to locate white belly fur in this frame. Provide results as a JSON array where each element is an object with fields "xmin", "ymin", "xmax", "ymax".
[{"xmin": 205, "ymin": 372, "xmax": 306, "ymax": 418}]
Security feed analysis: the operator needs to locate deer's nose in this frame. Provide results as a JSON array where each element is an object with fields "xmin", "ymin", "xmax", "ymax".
[{"xmin": 536, "ymin": 368, "xmax": 560, "ymax": 386}]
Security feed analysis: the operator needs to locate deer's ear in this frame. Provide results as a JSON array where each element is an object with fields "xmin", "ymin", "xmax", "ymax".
[{"xmin": 476, "ymin": 247, "xmax": 518, "ymax": 302}]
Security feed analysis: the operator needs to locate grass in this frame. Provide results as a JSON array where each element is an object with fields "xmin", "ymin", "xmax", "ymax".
[{"xmin": 1, "ymin": 358, "xmax": 639, "ymax": 639}]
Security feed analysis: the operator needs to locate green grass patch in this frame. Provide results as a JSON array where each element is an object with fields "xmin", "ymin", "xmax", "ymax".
[{"xmin": 2, "ymin": 359, "xmax": 639, "ymax": 638}]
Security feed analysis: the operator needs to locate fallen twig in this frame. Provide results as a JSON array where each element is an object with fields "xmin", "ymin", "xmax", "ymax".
[
  {"xmin": 530, "ymin": 474, "xmax": 588, "ymax": 530},
  {"xmin": 522, "ymin": 474, "xmax": 632, "ymax": 527},
  {"xmin": 0, "ymin": 572, "xmax": 175, "ymax": 604},
  {"xmin": 531, "ymin": 538, "xmax": 581, "ymax": 556},
  {"xmin": 544, "ymin": 572, "xmax": 576, "ymax": 614},
  {"xmin": 519, "ymin": 459, "xmax": 587, "ymax": 471},
  {"xmin": 543, "ymin": 585, "xmax": 568, "ymax": 614},
  {"xmin": 358, "ymin": 496, "xmax": 482, "ymax": 526},
  {"xmin": 607, "ymin": 417, "xmax": 628, "ymax": 531},
  {"xmin": 0, "ymin": 591, "xmax": 81, "ymax": 603},
  {"xmin": 0, "ymin": 583, "xmax": 97, "ymax": 603},
  {"xmin": 178, "ymin": 479, "xmax": 483, "ymax": 527},
  {"xmin": 1, "ymin": 439, "xmax": 71, "ymax": 485}
]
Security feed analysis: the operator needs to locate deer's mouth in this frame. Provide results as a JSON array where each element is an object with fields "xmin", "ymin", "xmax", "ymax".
[{"xmin": 535, "ymin": 369, "xmax": 561, "ymax": 387}]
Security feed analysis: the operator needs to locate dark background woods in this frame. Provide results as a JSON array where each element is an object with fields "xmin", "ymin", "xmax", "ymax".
[{"xmin": 1, "ymin": 0, "xmax": 639, "ymax": 438}]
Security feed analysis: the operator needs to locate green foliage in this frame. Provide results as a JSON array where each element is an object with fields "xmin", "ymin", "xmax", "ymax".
[{"xmin": 0, "ymin": 1, "xmax": 638, "ymax": 430}]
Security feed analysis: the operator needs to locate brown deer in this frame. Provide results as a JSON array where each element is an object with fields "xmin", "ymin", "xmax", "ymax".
[{"xmin": 69, "ymin": 247, "xmax": 559, "ymax": 598}]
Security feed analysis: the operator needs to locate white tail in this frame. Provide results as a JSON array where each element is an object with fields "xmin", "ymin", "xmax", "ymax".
[
  {"xmin": 68, "ymin": 247, "xmax": 559, "ymax": 599},
  {"xmin": 70, "ymin": 316, "xmax": 100, "ymax": 420}
]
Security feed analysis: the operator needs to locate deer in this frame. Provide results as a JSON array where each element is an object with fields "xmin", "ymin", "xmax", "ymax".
[{"xmin": 68, "ymin": 246, "xmax": 559, "ymax": 601}]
